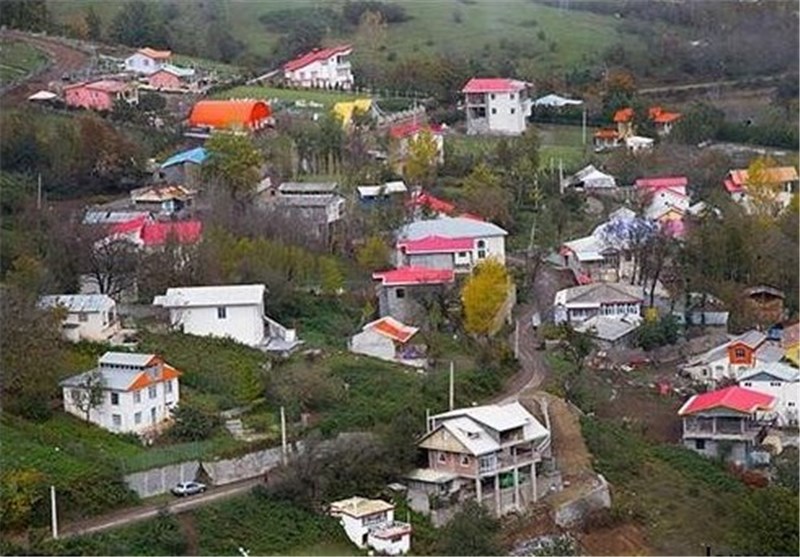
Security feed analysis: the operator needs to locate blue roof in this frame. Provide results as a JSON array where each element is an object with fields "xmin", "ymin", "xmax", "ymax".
[{"xmin": 160, "ymin": 147, "xmax": 208, "ymax": 169}]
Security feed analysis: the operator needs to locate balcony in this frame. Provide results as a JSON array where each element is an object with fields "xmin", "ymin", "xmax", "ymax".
[
  {"xmin": 478, "ymin": 447, "xmax": 541, "ymax": 476},
  {"xmin": 683, "ymin": 416, "xmax": 766, "ymax": 441}
]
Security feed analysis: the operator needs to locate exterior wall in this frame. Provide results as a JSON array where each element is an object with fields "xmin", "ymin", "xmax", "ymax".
[
  {"xmin": 428, "ymin": 450, "xmax": 479, "ymax": 477},
  {"xmin": 738, "ymin": 378, "xmax": 799, "ymax": 427},
  {"xmin": 65, "ymin": 87, "xmax": 114, "ymax": 111},
  {"xmin": 125, "ymin": 53, "xmax": 165, "ymax": 74},
  {"xmin": 682, "ymin": 437, "xmax": 748, "ymax": 464},
  {"xmin": 284, "ymin": 55, "xmax": 353, "ymax": 89},
  {"xmin": 466, "ymin": 91, "xmax": 529, "ymax": 135},
  {"xmin": 339, "ymin": 508, "xmax": 395, "ymax": 549},
  {"xmin": 149, "ymin": 71, "xmax": 182, "ymax": 89},
  {"xmin": 561, "ymin": 302, "xmax": 640, "ymax": 324},
  {"xmin": 61, "ymin": 309, "xmax": 119, "ymax": 342},
  {"xmin": 727, "ymin": 343, "xmax": 755, "ymax": 366},
  {"xmin": 62, "ymin": 378, "xmax": 179, "ymax": 434},
  {"xmin": 350, "ymin": 329, "xmax": 397, "ymax": 362},
  {"xmin": 170, "ymin": 303, "xmax": 265, "ymax": 347},
  {"xmin": 369, "ymin": 531, "xmax": 411, "ymax": 555},
  {"xmin": 404, "ymin": 253, "xmax": 455, "ymax": 270},
  {"xmin": 376, "ymin": 284, "xmax": 446, "ymax": 326}
]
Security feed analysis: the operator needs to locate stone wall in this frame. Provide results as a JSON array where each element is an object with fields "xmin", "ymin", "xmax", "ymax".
[{"xmin": 553, "ymin": 474, "xmax": 612, "ymax": 528}]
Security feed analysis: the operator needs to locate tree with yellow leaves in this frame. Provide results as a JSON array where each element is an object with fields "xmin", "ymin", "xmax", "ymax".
[
  {"xmin": 746, "ymin": 155, "xmax": 783, "ymax": 218},
  {"xmin": 461, "ymin": 258, "xmax": 510, "ymax": 337},
  {"xmin": 403, "ymin": 129, "xmax": 439, "ymax": 187}
]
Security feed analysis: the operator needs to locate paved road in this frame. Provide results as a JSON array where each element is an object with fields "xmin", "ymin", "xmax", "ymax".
[{"xmin": 60, "ymin": 478, "xmax": 262, "ymax": 539}]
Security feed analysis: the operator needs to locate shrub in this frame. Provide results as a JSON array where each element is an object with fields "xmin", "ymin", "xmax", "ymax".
[{"xmin": 168, "ymin": 403, "xmax": 220, "ymax": 442}]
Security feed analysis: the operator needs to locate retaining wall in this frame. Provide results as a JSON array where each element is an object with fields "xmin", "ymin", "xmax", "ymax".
[{"xmin": 553, "ymin": 473, "xmax": 611, "ymax": 528}]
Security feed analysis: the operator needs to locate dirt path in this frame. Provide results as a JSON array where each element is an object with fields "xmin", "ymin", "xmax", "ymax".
[
  {"xmin": 0, "ymin": 30, "xmax": 92, "ymax": 105},
  {"xmin": 178, "ymin": 513, "xmax": 200, "ymax": 555}
]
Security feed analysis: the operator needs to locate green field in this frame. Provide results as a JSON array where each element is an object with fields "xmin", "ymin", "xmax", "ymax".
[
  {"xmin": 212, "ymin": 85, "xmax": 362, "ymax": 107},
  {"xmin": 0, "ymin": 39, "xmax": 49, "ymax": 86}
]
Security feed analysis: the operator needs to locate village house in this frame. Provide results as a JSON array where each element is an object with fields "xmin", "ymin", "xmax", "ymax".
[
  {"xmin": 742, "ymin": 285, "xmax": 786, "ymax": 327},
  {"xmin": 388, "ymin": 121, "xmax": 445, "ymax": 174},
  {"xmin": 59, "ymin": 352, "xmax": 181, "ymax": 435},
  {"xmin": 332, "ymin": 98, "xmax": 373, "ymax": 128},
  {"xmin": 357, "ymin": 180, "xmax": 408, "ymax": 205},
  {"xmin": 678, "ymin": 385, "xmax": 775, "ymax": 467},
  {"xmin": 407, "ymin": 190, "xmax": 457, "ymax": 218},
  {"xmin": 553, "ymin": 282, "xmax": 644, "ymax": 349},
  {"xmin": 395, "ymin": 217, "xmax": 508, "ymax": 272},
  {"xmin": 738, "ymin": 363, "xmax": 799, "ymax": 428},
  {"xmin": 349, "ymin": 316, "xmax": 426, "ymax": 368},
  {"xmin": 724, "ymin": 166, "xmax": 799, "ymax": 213},
  {"xmin": 560, "ymin": 164, "xmax": 617, "ymax": 191},
  {"xmin": 781, "ymin": 321, "xmax": 799, "ymax": 367},
  {"xmin": 64, "ymin": 79, "xmax": 139, "ymax": 111},
  {"xmin": 681, "ymin": 330, "xmax": 786, "ymax": 384},
  {"xmin": 187, "ymin": 99, "xmax": 272, "ymax": 133},
  {"xmin": 124, "ymin": 47, "xmax": 172, "ymax": 74},
  {"xmin": 283, "ymin": 45, "xmax": 354, "ymax": 90},
  {"xmin": 152, "ymin": 284, "xmax": 301, "ymax": 354},
  {"xmin": 408, "ymin": 402, "xmax": 551, "ymax": 517},
  {"xmin": 592, "ymin": 128, "xmax": 622, "ymax": 151},
  {"xmin": 129, "ymin": 184, "xmax": 196, "ymax": 216},
  {"xmin": 462, "ymin": 78, "xmax": 532, "ymax": 135},
  {"xmin": 372, "ymin": 267, "xmax": 455, "ymax": 326},
  {"xmin": 107, "ymin": 215, "xmax": 203, "ymax": 249},
  {"xmin": 329, "ymin": 497, "xmax": 411, "ymax": 555},
  {"xmin": 158, "ymin": 147, "xmax": 208, "ymax": 187},
  {"xmin": 257, "ymin": 182, "xmax": 346, "ymax": 247},
  {"xmin": 648, "ymin": 106, "xmax": 683, "ymax": 135},
  {"xmin": 147, "ymin": 64, "xmax": 196, "ymax": 91},
  {"xmin": 38, "ymin": 294, "xmax": 120, "ymax": 343},
  {"xmin": 673, "ymin": 292, "xmax": 730, "ymax": 329},
  {"xmin": 635, "ymin": 176, "xmax": 691, "ymax": 237}
]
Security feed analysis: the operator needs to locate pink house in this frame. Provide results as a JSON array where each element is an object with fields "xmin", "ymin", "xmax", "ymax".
[
  {"xmin": 64, "ymin": 80, "xmax": 139, "ymax": 111},
  {"xmin": 147, "ymin": 65, "xmax": 196, "ymax": 91}
]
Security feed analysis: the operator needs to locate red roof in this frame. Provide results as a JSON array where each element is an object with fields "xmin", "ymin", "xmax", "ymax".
[
  {"xmin": 724, "ymin": 178, "xmax": 743, "ymax": 193},
  {"xmin": 140, "ymin": 221, "xmax": 202, "ymax": 246},
  {"xmin": 369, "ymin": 317, "xmax": 418, "ymax": 344},
  {"xmin": 594, "ymin": 128, "xmax": 620, "ymax": 139},
  {"xmin": 613, "ymin": 108, "xmax": 634, "ymax": 123},
  {"xmin": 678, "ymin": 386, "xmax": 775, "ymax": 416},
  {"xmin": 110, "ymin": 215, "xmax": 149, "ymax": 236},
  {"xmin": 283, "ymin": 45, "xmax": 352, "ymax": 72},
  {"xmin": 389, "ymin": 121, "xmax": 444, "ymax": 139},
  {"xmin": 635, "ymin": 176, "xmax": 688, "ymax": 190},
  {"xmin": 399, "ymin": 235, "xmax": 474, "ymax": 254},
  {"xmin": 372, "ymin": 266, "xmax": 455, "ymax": 286},
  {"xmin": 462, "ymin": 78, "xmax": 528, "ymax": 93},
  {"xmin": 138, "ymin": 47, "xmax": 172, "ymax": 60},
  {"xmin": 189, "ymin": 100, "xmax": 271, "ymax": 129},
  {"xmin": 408, "ymin": 192, "xmax": 455, "ymax": 215}
]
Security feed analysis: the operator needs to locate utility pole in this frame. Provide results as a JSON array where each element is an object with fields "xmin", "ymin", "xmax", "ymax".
[
  {"xmin": 514, "ymin": 319, "xmax": 520, "ymax": 358},
  {"xmin": 449, "ymin": 362, "xmax": 455, "ymax": 411},
  {"xmin": 280, "ymin": 406, "xmax": 287, "ymax": 466},
  {"xmin": 425, "ymin": 408, "xmax": 430, "ymax": 432},
  {"xmin": 37, "ymin": 173, "xmax": 43, "ymax": 210},
  {"xmin": 582, "ymin": 108, "xmax": 587, "ymax": 145},
  {"xmin": 50, "ymin": 485, "xmax": 58, "ymax": 539}
]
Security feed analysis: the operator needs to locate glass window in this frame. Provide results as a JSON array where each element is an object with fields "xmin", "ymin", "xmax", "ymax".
[
  {"xmin": 112, "ymin": 414, "xmax": 122, "ymax": 427},
  {"xmin": 695, "ymin": 439, "xmax": 705, "ymax": 450},
  {"xmin": 134, "ymin": 390, "xmax": 141, "ymax": 403},
  {"xmin": 509, "ymin": 93, "xmax": 515, "ymax": 100},
  {"xmin": 134, "ymin": 412, "xmax": 142, "ymax": 424},
  {"xmin": 166, "ymin": 380, "xmax": 173, "ymax": 394},
  {"xmin": 148, "ymin": 385, "xmax": 157, "ymax": 399},
  {"xmin": 458, "ymin": 251, "xmax": 468, "ymax": 257},
  {"xmin": 111, "ymin": 392, "xmax": 119, "ymax": 405},
  {"xmin": 510, "ymin": 108, "xmax": 516, "ymax": 114},
  {"xmin": 78, "ymin": 312, "xmax": 88, "ymax": 322},
  {"xmin": 460, "ymin": 455, "xmax": 470, "ymax": 467},
  {"xmin": 217, "ymin": 306, "xmax": 227, "ymax": 319},
  {"xmin": 490, "ymin": 93, "xmax": 496, "ymax": 100},
  {"xmin": 491, "ymin": 108, "xmax": 497, "ymax": 114},
  {"xmin": 396, "ymin": 288, "xmax": 406, "ymax": 299},
  {"xmin": 734, "ymin": 348, "xmax": 745, "ymax": 359},
  {"xmin": 437, "ymin": 452, "xmax": 447, "ymax": 463},
  {"xmin": 744, "ymin": 382, "xmax": 751, "ymax": 387}
]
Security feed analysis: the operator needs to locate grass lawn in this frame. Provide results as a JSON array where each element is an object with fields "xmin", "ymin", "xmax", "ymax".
[
  {"xmin": 0, "ymin": 38, "xmax": 49, "ymax": 86},
  {"xmin": 211, "ymin": 85, "xmax": 362, "ymax": 107}
]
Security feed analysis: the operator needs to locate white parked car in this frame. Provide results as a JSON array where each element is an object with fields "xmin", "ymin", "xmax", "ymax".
[{"xmin": 171, "ymin": 481, "xmax": 207, "ymax": 497}]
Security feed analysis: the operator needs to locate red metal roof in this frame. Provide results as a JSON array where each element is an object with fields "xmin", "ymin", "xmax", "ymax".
[
  {"xmin": 109, "ymin": 215, "xmax": 149, "ymax": 235},
  {"xmin": 399, "ymin": 235, "xmax": 474, "ymax": 254},
  {"xmin": 369, "ymin": 317, "xmax": 418, "ymax": 344},
  {"xmin": 649, "ymin": 106, "xmax": 682, "ymax": 124},
  {"xmin": 635, "ymin": 176, "xmax": 688, "ymax": 190},
  {"xmin": 462, "ymin": 78, "xmax": 528, "ymax": 93},
  {"xmin": 407, "ymin": 191, "xmax": 455, "ymax": 215},
  {"xmin": 389, "ymin": 121, "xmax": 443, "ymax": 139},
  {"xmin": 372, "ymin": 266, "xmax": 455, "ymax": 286},
  {"xmin": 140, "ymin": 221, "xmax": 202, "ymax": 246},
  {"xmin": 594, "ymin": 128, "xmax": 620, "ymax": 139},
  {"xmin": 678, "ymin": 386, "xmax": 775, "ymax": 416},
  {"xmin": 189, "ymin": 100, "xmax": 271, "ymax": 129},
  {"xmin": 283, "ymin": 45, "xmax": 352, "ymax": 72},
  {"xmin": 613, "ymin": 108, "xmax": 634, "ymax": 123},
  {"xmin": 724, "ymin": 178, "xmax": 743, "ymax": 193}
]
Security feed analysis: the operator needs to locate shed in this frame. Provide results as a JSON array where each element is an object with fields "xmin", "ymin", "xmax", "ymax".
[{"xmin": 188, "ymin": 100, "xmax": 272, "ymax": 130}]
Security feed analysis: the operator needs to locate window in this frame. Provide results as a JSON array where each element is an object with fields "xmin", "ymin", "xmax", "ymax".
[
  {"xmin": 217, "ymin": 306, "xmax": 227, "ymax": 319},
  {"xmin": 477, "ymin": 240, "xmax": 486, "ymax": 259},
  {"xmin": 744, "ymin": 382, "xmax": 752, "ymax": 387},
  {"xmin": 148, "ymin": 385, "xmax": 157, "ymax": 399},
  {"xmin": 734, "ymin": 348, "xmax": 746, "ymax": 359},
  {"xmin": 458, "ymin": 251, "xmax": 468, "ymax": 258},
  {"xmin": 396, "ymin": 288, "xmax": 406, "ymax": 299},
  {"xmin": 111, "ymin": 392, "xmax": 119, "ymax": 405},
  {"xmin": 112, "ymin": 414, "xmax": 122, "ymax": 428},
  {"xmin": 460, "ymin": 455, "xmax": 470, "ymax": 467},
  {"xmin": 491, "ymin": 108, "xmax": 497, "ymax": 114},
  {"xmin": 510, "ymin": 108, "xmax": 516, "ymax": 114},
  {"xmin": 490, "ymin": 93, "xmax": 496, "ymax": 100},
  {"xmin": 78, "ymin": 312, "xmax": 88, "ymax": 322},
  {"xmin": 509, "ymin": 93, "xmax": 515, "ymax": 100},
  {"xmin": 150, "ymin": 407, "xmax": 157, "ymax": 423},
  {"xmin": 770, "ymin": 381, "xmax": 782, "ymax": 387},
  {"xmin": 134, "ymin": 412, "xmax": 142, "ymax": 424},
  {"xmin": 437, "ymin": 452, "xmax": 447, "ymax": 464},
  {"xmin": 134, "ymin": 390, "xmax": 141, "ymax": 404},
  {"xmin": 166, "ymin": 380, "xmax": 173, "ymax": 394},
  {"xmin": 789, "ymin": 402, "xmax": 796, "ymax": 407},
  {"xmin": 695, "ymin": 439, "xmax": 706, "ymax": 450}
]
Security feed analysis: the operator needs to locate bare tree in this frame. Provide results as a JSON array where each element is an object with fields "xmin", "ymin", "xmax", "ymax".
[{"xmin": 71, "ymin": 369, "xmax": 106, "ymax": 422}]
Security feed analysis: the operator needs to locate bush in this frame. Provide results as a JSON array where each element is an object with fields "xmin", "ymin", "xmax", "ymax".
[{"xmin": 168, "ymin": 403, "xmax": 220, "ymax": 442}]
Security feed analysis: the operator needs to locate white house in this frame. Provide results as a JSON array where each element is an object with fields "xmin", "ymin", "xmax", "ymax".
[
  {"xmin": 153, "ymin": 284, "xmax": 301, "ymax": 354},
  {"xmin": 681, "ymin": 330, "xmax": 786, "ymax": 384},
  {"xmin": 560, "ymin": 165, "xmax": 617, "ymax": 191},
  {"xmin": 124, "ymin": 47, "xmax": 172, "ymax": 75},
  {"xmin": 283, "ymin": 45, "xmax": 354, "ymax": 90},
  {"xmin": 738, "ymin": 363, "xmax": 799, "ymax": 427},
  {"xmin": 395, "ymin": 217, "xmax": 508, "ymax": 272},
  {"xmin": 38, "ymin": 294, "xmax": 120, "ymax": 343},
  {"xmin": 329, "ymin": 497, "xmax": 411, "ymax": 555},
  {"xmin": 349, "ymin": 316, "xmax": 426, "ymax": 368},
  {"xmin": 462, "ymin": 78, "xmax": 531, "ymax": 135},
  {"xmin": 59, "ymin": 352, "xmax": 181, "ymax": 435}
]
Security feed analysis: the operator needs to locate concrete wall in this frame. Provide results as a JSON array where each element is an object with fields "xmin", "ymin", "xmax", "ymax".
[
  {"xmin": 553, "ymin": 474, "xmax": 611, "ymax": 528},
  {"xmin": 203, "ymin": 445, "xmax": 286, "ymax": 486},
  {"xmin": 125, "ymin": 461, "xmax": 200, "ymax": 498},
  {"xmin": 172, "ymin": 304, "xmax": 264, "ymax": 347}
]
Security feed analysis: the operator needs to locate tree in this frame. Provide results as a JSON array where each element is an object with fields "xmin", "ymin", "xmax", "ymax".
[
  {"xmin": 268, "ymin": 365, "xmax": 344, "ymax": 416},
  {"xmin": 169, "ymin": 403, "xmax": 220, "ymax": 442},
  {"xmin": 78, "ymin": 229, "xmax": 139, "ymax": 298},
  {"xmin": 639, "ymin": 231, "xmax": 680, "ymax": 306},
  {"xmin": 85, "ymin": 6, "xmax": 102, "ymax": 41},
  {"xmin": 461, "ymin": 258, "xmax": 510, "ymax": 337},
  {"xmin": 600, "ymin": 215, "xmax": 658, "ymax": 285},
  {"xmin": 355, "ymin": 235, "xmax": 390, "ymax": 270},
  {"xmin": 0, "ymin": 0, "xmax": 51, "ymax": 31},
  {"xmin": 745, "ymin": 155, "xmax": 784, "ymax": 218},
  {"xmin": 403, "ymin": 129, "xmax": 439, "ymax": 187},
  {"xmin": 437, "ymin": 500, "xmax": 501, "ymax": 556},
  {"xmin": 670, "ymin": 102, "xmax": 724, "ymax": 145},
  {"xmin": 203, "ymin": 131, "xmax": 263, "ymax": 206},
  {"xmin": 0, "ymin": 469, "xmax": 46, "ymax": 532},
  {"xmin": 109, "ymin": 0, "xmax": 168, "ymax": 49},
  {"xmin": 319, "ymin": 256, "xmax": 345, "ymax": 294},
  {"xmin": 71, "ymin": 369, "xmax": 106, "ymax": 422},
  {"xmin": 462, "ymin": 163, "xmax": 513, "ymax": 227}
]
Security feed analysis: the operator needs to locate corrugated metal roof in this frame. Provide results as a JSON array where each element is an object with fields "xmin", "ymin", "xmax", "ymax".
[
  {"xmin": 329, "ymin": 496, "xmax": 393, "ymax": 518},
  {"xmin": 153, "ymin": 284, "xmax": 265, "ymax": 308},
  {"xmin": 59, "ymin": 367, "xmax": 141, "ymax": 391},
  {"xmin": 434, "ymin": 402, "xmax": 548, "ymax": 441},
  {"xmin": 39, "ymin": 294, "xmax": 115, "ymax": 313},
  {"xmin": 99, "ymin": 352, "xmax": 156, "ymax": 367},
  {"xmin": 738, "ymin": 362, "xmax": 800, "ymax": 383},
  {"xmin": 160, "ymin": 147, "xmax": 208, "ymax": 169},
  {"xmin": 399, "ymin": 217, "xmax": 507, "ymax": 241},
  {"xmin": 575, "ymin": 315, "xmax": 642, "ymax": 342},
  {"xmin": 278, "ymin": 182, "xmax": 338, "ymax": 194},
  {"xmin": 556, "ymin": 283, "xmax": 644, "ymax": 306}
]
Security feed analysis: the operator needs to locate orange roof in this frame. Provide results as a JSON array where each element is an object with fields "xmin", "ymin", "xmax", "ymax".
[
  {"xmin": 649, "ymin": 106, "xmax": 682, "ymax": 124},
  {"xmin": 188, "ymin": 100, "xmax": 272, "ymax": 129},
  {"xmin": 594, "ymin": 128, "xmax": 620, "ymax": 139},
  {"xmin": 368, "ymin": 317, "xmax": 418, "ymax": 344},
  {"xmin": 127, "ymin": 364, "xmax": 182, "ymax": 391},
  {"xmin": 138, "ymin": 47, "xmax": 172, "ymax": 59},
  {"xmin": 613, "ymin": 108, "xmax": 634, "ymax": 123},
  {"xmin": 729, "ymin": 166, "xmax": 799, "ymax": 187}
]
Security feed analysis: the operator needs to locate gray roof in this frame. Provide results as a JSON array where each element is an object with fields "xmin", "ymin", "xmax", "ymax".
[
  {"xmin": 575, "ymin": 315, "xmax": 642, "ymax": 342},
  {"xmin": 555, "ymin": 283, "xmax": 644, "ymax": 307},
  {"xmin": 59, "ymin": 367, "xmax": 141, "ymax": 391},
  {"xmin": 278, "ymin": 182, "xmax": 338, "ymax": 194},
  {"xmin": 274, "ymin": 194, "xmax": 343, "ymax": 208},
  {"xmin": 154, "ymin": 284, "xmax": 265, "ymax": 308},
  {"xmin": 39, "ymin": 294, "xmax": 115, "ymax": 313},
  {"xmin": 687, "ymin": 330, "xmax": 768, "ymax": 366},
  {"xmin": 83, "ymin": 210, "xmax": 150, "ymax": 225},
  {"xmin": 99, "ymin": 352, "xmax": 156, "ymax": 367},
  {"xmin": 739, "ymin": 362, "xmax": 800, "ymax": 383},
  {"xmin": 755, "ymin": 343, "xmax": 785, "ymax": 363},
  {"xmin": 398, "ymin": 217, "xmax": 508, "ymax": 241}
]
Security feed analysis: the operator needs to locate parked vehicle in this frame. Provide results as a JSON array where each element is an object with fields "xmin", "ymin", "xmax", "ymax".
[{"xmin": 171, "ymin": 481, "xmax": 207, "ymax": 497}]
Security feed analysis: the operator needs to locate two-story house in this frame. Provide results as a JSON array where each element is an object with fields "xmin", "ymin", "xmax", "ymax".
[
  {"xmin": 153, "ymin": 284, "xmax": 300, "ymax": 354},
  {"xmin": 124, "ymin": 47, "xmax": 172, "ymax": 74},
  {"xmin": 283, "ymin": 45, "xmax": 354, "ymax": 90},
  {"xmin": 681, "ymin": 330, "xmax": 786, "ymax": 384},
  {"xmin": 38, "ymin": 294, "xmax": 120, "ymax": 343},
  {"xmin": 395, "ymin": 217, "xmax": 508, "ymax": 271},
  {"xmin": 64, "ymin": 79, "xmax": 139, "ymax": 111},
  {"xmin": 411, "ymin": 402, "xmax": 550, "ymax": 516},
  {"xmin": 59, "ymin": 352, "xmax": 181, "ymax": 435},
  {"xmin": 462, "ymin": 78, "xmax": 531, "ymax": 135},
  {"xmin": 257, "ymin": 182, "xmax": 346, "ymax": 248},
  {"xmin": 678, "ymin": 386, "xmax": 775, "ymax": 467},
  {"xmin": 329, "ymin": 497, "xmax": 411, "ymax": 555},
  {"xmin": 738, "ymin": 363, "xmax": 799, "ymax": 427},
  {"xmin": 129, "ymin": 184, "xmax": 196, "ymax": 216},
  {"xmin": 372, "ymin": 267, "xmax": 455, "ymax": 326}
]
